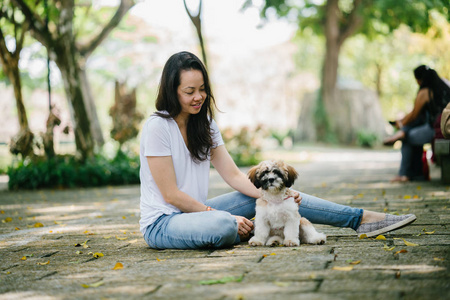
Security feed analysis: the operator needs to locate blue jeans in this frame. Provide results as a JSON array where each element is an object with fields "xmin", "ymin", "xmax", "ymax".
[
  {"xmin": 143, "ymin": 191, "xmax": 363, "ymax": 250},
  {"xmin": 399, "ymin": 123, "xmax": 435, "ymax": 179}
]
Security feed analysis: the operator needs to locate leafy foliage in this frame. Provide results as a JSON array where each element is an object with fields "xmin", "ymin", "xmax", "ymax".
[
  {"xmin": 222, "ymin": 126, "xmax": 264, "ymax": 166},
  {"xmin": 7, "ymin": 151, "xmax": 140, "ymax": 190},
  {"xmin": 356, "ymin": 129, "xmax": 378, "ymax": 148}
]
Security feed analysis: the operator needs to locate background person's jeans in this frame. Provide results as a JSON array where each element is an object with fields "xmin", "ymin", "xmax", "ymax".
[
  {"xmin": 399, "ymin": 123, "xmax": 435, "ymax": 179},
  {"xmin": 144, "ymin": 191, "xmax": 363, "ymax": 249}
]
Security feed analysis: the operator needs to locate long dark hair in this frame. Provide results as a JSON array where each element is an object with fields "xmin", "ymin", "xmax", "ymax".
[
  {"xmin": 155, "ymin": 51, "xmax": 217, "ymax": 162},
  {"xmin": 414, "ymin": 65, "xmax": 450, "ymax": 123}
]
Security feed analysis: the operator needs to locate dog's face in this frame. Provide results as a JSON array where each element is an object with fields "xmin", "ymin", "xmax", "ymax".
[{"xmin": 248, "ymin": 160, "xmax": 298, "ymax": 192}]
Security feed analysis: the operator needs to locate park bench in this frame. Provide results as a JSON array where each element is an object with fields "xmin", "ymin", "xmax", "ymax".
[{"xmin": 434, "ymin": 139, "xmax": 450, "ymax": 184}]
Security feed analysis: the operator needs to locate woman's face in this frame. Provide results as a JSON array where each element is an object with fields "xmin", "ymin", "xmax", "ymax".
[{"xmin": 177, "ymin": 69, "xmax": 206, "ymax": 118}]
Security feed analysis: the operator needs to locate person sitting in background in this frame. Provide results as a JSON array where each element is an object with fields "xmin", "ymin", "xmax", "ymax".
[{"xmin": 384, "ymin": 65, "xmax": 450, "ymax": 182}]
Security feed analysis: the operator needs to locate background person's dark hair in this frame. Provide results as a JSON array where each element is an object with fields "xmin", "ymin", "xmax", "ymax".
[
  {"xmin": 413, "ymin": 65, "xmax": 450, "ymax": 124},
  {"xmin": 155, "ymin": 51, "xmax": 217, "ymax": 162}
]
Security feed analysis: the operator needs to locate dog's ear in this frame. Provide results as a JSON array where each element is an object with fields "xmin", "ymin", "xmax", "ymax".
[
  {"xmin": 284, "ymin": 165, "xmax": 298, "ymax": 188},
  {"xmin": 247, "ymin": 166, "xmax": 262, "ymax": 188}
]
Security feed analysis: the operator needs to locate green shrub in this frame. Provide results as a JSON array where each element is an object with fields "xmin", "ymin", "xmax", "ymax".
[
  {"xmin": 7, "ymin": 151, "xmax": 140, "ymax": 190},
  {"xmin": 222, "ymin": 126, "xmax": 264, "ymax": 167},
  {"xmin": 356, "ymin": 130, "xmax": 379, "ymax": 148}
]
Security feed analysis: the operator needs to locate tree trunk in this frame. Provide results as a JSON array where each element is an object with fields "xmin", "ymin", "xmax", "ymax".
[
  {"xmin": 183, "ymin": 0, "xmax": 208, "ymax": 67},
  {"xmin": 54, "ymin": 42, "xmax": 94, "ymax": 160},
  {"xmin": 318, "ymin": 0, "xmax": 341, "ymax": 140},
  {"xmin": 80, "ymin": 67, "xmax": 105, "ymax": 147},
  {"xmin": 318, "ymin": 0, "xmax": 363, "ymax": 143},
  {"xmin": 0, "ymin": 26, "xmax": 34, "ymax": 157}
]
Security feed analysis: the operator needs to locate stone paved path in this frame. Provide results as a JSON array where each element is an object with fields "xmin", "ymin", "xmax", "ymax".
[{"xmin": 0, "ymin": 146, "xmax": 449, "ymax": 299}]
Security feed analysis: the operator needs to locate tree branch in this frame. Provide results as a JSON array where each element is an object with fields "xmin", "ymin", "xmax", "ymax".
[
  {"xmin": 78, "ymin": 0, "xmax": 135, "ymax": 58},
  {"xmin": 0, "ymin": 27, "xmax": 13, "ymax": 74},
  {"xmin": 10, "ymin": 0, "xmax": 52, "ymax": 48},
  {"xmin": 338, "ymin": 0, "xmax": 364, "ymax": 46}
]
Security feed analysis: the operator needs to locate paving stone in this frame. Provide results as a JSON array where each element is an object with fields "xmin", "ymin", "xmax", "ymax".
[{"xmin": 0, "ymin": 147, "xmax": 449, "ymax": 299}]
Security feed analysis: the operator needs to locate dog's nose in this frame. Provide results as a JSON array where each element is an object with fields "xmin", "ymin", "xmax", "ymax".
[{"xmin": 268, "ymin": 178, "xmax": 275, "ymax": 183}]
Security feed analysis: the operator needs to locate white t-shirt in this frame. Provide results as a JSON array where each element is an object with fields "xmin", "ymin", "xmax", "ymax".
[{"xmin": 139, "ymin": 112, "xmax": 224, "ymax": 234}]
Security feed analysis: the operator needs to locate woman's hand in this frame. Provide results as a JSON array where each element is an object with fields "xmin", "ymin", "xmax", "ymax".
[
  {"xmin": 293, "ymin": 191, "xmax": 302, "ymax": 206},
  {"xmin": 286, "ymin": 189, "xmax": 302, "ymax": 206},
  {"xmin": 234, "ymin": 216, "xmax": 254, "ymax": 240}
]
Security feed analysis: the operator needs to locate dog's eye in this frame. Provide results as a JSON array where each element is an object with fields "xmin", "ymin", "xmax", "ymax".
[
  {"xmin": 260, "ymin": 170, "xmax": 269, "ymax": 176},
  {"xmin": 273, "ymin": 169, "xmax": 283, "ymax": 177}
]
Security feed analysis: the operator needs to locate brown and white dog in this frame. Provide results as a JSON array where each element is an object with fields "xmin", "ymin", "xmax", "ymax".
[{"xmin": 247, "ymin": 160, "xmax": 326, "ymax": 247}]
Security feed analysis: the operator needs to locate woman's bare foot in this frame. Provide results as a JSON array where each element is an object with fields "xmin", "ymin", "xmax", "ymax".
[
  {"xmin": 383, "ymin": 131, "xmax": 405, "ymax": 146},
  {"xmin": 390, "ymin": 175, "xmax": 409, "ymax": 183}
]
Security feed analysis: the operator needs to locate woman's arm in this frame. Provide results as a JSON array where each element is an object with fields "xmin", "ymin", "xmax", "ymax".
[
  {"xmin": 210, "ymin": 145, "xmax": 261, "ymax": 199},
  {"xmin": 147, "ymin": 156, "xmax": 209, "ymax": 212},
  {"xmin": 399, "ymin": 88, "xmax": 430, "ymax": 127}
]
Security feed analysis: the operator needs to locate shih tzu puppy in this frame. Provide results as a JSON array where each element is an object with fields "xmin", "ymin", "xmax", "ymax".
[{"xmin": 247, "ymin": 160, "xmax": 326, "ymax": 247}]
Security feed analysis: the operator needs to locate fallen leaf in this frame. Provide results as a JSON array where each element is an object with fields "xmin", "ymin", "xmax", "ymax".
[
  {"xmin": 402, "ymin": 239, "xmax": 419, "ymax": 247},
  {"xmin": 15, "ymin": 227, "xmax": 20, "ymax": 231},
  {"xmin": 332, "ymin": 266, "xmax": 353, "ymax": 271},
  {"xmin": 225, "ymin": 251, "xmax": 234, "ymax": 254},
  {"xmin": 93, "ymin": 252, "xmax": 104, "ymax": 258},
  {"xmin": 2, "ymin": 217, "xmax": 12, "ymax": 223},
  {"xmin": 81, "ymin": 280, "xmax": 104, "ymax": 288},
  {"xmin": 33, "ymin": 222, "xmax": 44, "ymax": 228},
  {"xmin": 37, "ymin": 261, "xmax": 50, "ymax": 265},
  {"xmin": 199, "ymin": 274, "xmax": 244, "ymax": 285},
  {"xmin": 383, "ymin": 245, "xmax": 395, "ymax": 251},
  {"xmin": 156, "ymin": 258, "xmax": 166, "ymax": 262},
  {"xmin": 21, "ymin": 256, "xmax": 27, "ymax": 261},
  {"xmin": 433, "ymin": 257, "xmax": 445, "ymax": 261},
  {"xmin": 274, "ymin": 281, "xmax": 290, "ymax": 287},
  {"xmin": 103, "ymin": 236, "xmax": 112, "ymax": 239},
  {"xmin": 403, "ymin": 195, "xmax": 412, "ymax": 199},
  {"xmin": 375, "ymin": 235, "xmax": 386, "ymax": 240},
  {"xmin": 349, "ymin": 260, "xmax": 361, "ymax": 265},
  {"xmin": 422, "ymin": 229, "xmax": 435, "ymax": 235},
  {"xmin": 394, "ymin": 249, "xmax": 408, "ymax": 255},
  {"xmin": 359, "ymin": 234, "xmax": 367, "ymax": 239},
  {"xmin": 76, "ymin": 251, "xmax": 83, "ymax": 255},
  {"xmin": 113, "ymin": 262, "xmax": 124, "ymax": 270},
  {"xmin": 115, "ymin": 236, "xmax": 127, "ymax": 240},
  {"xmin": 0, "ymin": 210, "xmax": 4, "ymax": 214},
  {"xmin": 122, "ymin": 216, "xmax": 126, "ymax": 219}
]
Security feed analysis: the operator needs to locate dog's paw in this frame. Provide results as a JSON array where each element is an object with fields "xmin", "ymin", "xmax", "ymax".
[
  {"xmin": 266, "ymin": 236, "xmax": 283, "ymax": 247},
  {"xmin": 283, "ymin": 238, "xmax": 300, "ymax": 247},
  {"xmin": 304, "ymin": 232, "xmax": 327, "ymax": 245},
  {"xmin": 248, "ymin": 237, "xmax": 264, "ymax": 247}
]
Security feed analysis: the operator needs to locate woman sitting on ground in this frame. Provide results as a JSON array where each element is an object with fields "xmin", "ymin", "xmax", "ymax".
[{"xmin": 140, "ymin": 51, "xmax": 417, "ymax": 249}]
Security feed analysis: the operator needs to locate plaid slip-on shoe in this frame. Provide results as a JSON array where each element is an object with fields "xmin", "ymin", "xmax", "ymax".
[{"xmin": 356, "ymin": 214, "xmax": 417, "ymax": 238}]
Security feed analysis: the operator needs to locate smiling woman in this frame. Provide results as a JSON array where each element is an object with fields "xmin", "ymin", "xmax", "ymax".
[
  {"xmin": 176, "ymin": 70, "xmax": 207, "ymax": 121},
  {"xmin": 139, "ymin": 51, "xmax": 417, "ymax": 250}
]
